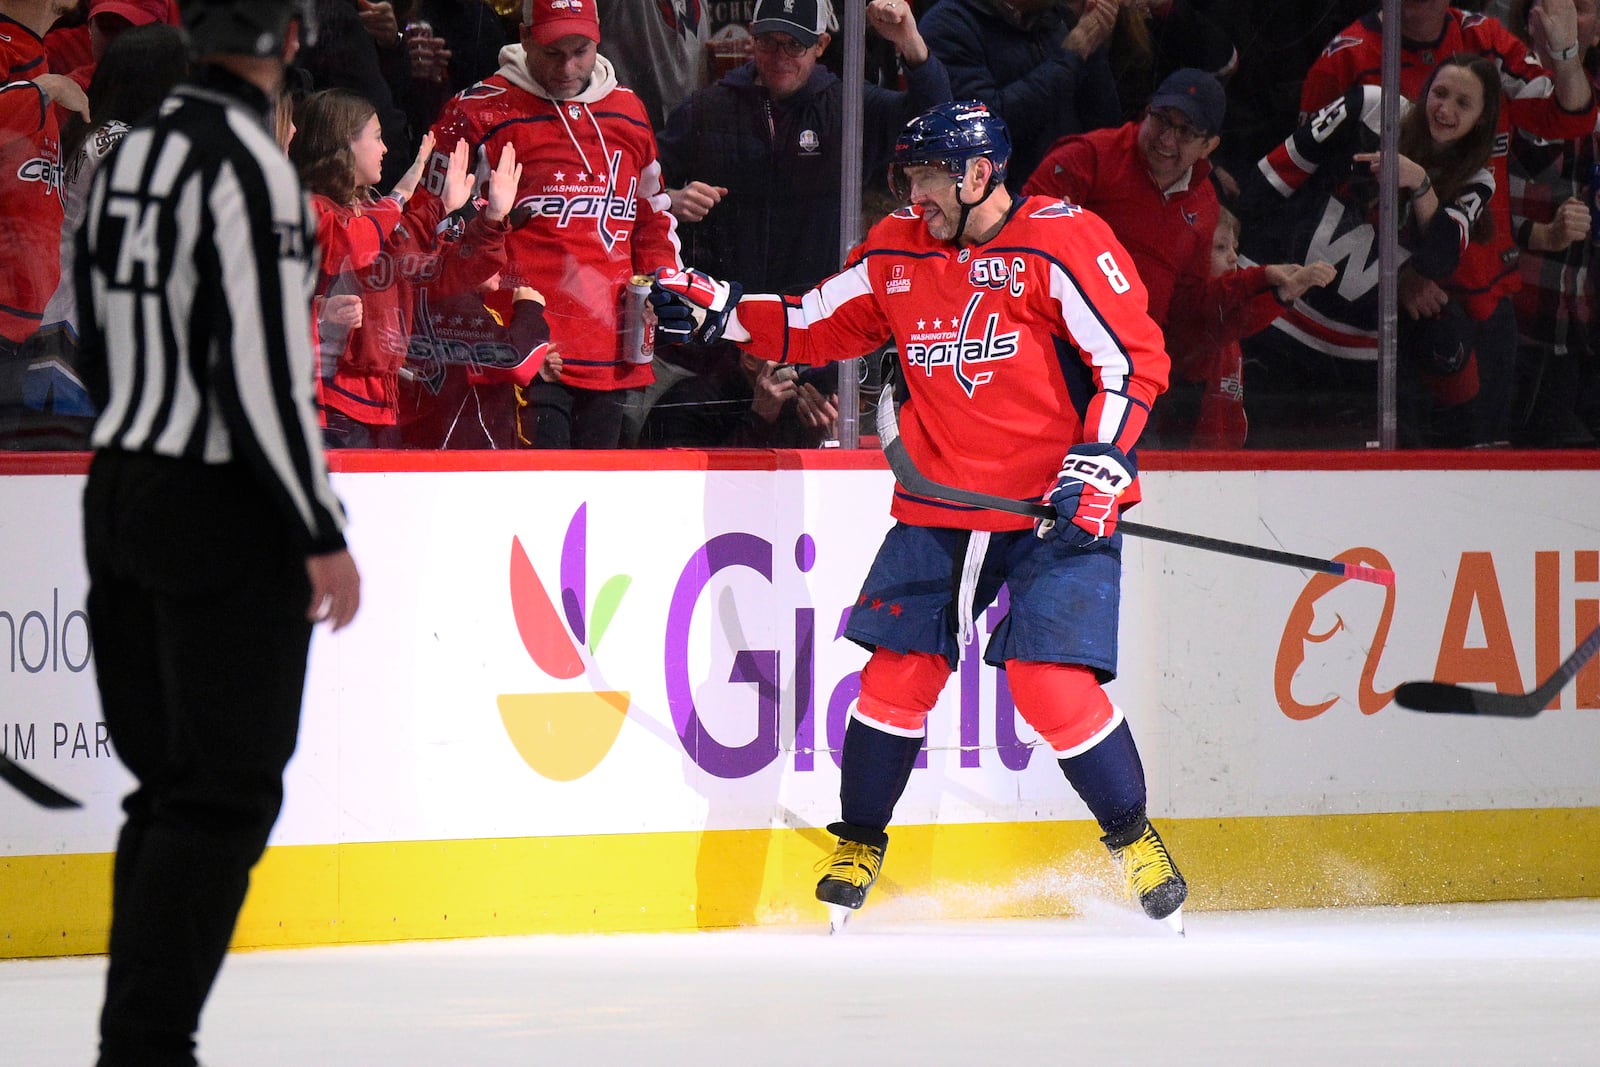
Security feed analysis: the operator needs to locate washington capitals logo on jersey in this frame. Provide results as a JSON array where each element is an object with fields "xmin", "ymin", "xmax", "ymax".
[
  {"xmin": 17, "ymin": 154, "xmax": 65, "ymax": 198},
  {"xmin": 1182, "ymin": 208, "xmax": 1198, "ymax": 226},
  {"xmin": 515, "ymin": 150, "xmax": 637, "ymax": 252},
  {"xmin": 902, "ymin": 293, "xmax": 1020, "ymax": 398},
  {"xmin": 654, "ymin": 0, "xmax": 703, "ymax": 37},
  {"xmin": 1321, "ymin": 33, "xmax": 1361, "ymax": 57},
  {"xmin": 1029, "ymin": 201, "xmax": 1083, "ymax": 219},
  {"xmin": 458, "ymin": 82, "xmax": 508, "ymax": 101}
]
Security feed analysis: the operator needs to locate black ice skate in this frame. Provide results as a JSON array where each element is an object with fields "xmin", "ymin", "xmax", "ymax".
[
  {"xmin": 1102, "ymin": 817, "xmax": 1187, "ymax": 934},
  {"xmin": 814, "ymin": 822, "xmax": 888, "ymax": 934}
]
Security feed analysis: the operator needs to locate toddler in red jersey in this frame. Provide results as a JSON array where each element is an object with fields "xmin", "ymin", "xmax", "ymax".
[{"xmin": 1182, "ymin": 209, "xmax": 1335, "ymax": 448}]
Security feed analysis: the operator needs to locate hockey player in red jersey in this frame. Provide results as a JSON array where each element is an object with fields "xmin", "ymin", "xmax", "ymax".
[
  {"xmin": 410, "ymin": 0, "xmax": 683, "ymax": 449},
  {"xmin": 651, "ymin": 100, "xmax": 1187, "ymax": 932}
]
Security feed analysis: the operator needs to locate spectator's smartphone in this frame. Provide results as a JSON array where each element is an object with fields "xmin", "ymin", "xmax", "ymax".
[{"xmin": 796, "ymin": 363, "xmax": 839, "ymax": 392}]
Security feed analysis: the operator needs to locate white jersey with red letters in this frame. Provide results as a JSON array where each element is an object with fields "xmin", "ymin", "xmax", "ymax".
[
  {"xmin": 732, "ymin": 197, "xmax": 1170, "ymax": 532},
  {"xmin": 415, "ymin": 47, "xmax": 681, "ymax": 392}
]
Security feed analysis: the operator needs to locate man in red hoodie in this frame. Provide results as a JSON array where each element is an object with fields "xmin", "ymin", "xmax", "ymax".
[{"xmin": 411, "ymin": 0, "xmax": 683, "ymax": 448}]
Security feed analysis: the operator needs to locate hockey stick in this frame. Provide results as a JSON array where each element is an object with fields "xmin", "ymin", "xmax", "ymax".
[
  {"xmin": 873, "ymin": 386, "xmax": 1394, "ymax": 587},
  {"xmin": 1394, "ymin": 623, "xmax": 1600, "ymax": 718},
  {"xmin": 0, "ymin": 750, "xmax": 81, "ymax": 809}
]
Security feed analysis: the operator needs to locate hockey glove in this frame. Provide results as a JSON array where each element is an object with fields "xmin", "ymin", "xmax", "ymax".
[
  {"xmin": 649, "ymin": 267, "xmax": 743, "ymax": 345},
  {"xmin": 1035, "ymin": 443, "xmax": 1135, "ymax": 548}
]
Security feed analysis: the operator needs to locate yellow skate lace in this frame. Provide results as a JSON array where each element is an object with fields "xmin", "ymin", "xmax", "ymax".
[
  {"xmin": 814, "ymin": 841, "xmax": 883, "ymax": 888},
  {"xmin": 1120, "ymin": 826, "xmax": 1178, "ymax": 899}
]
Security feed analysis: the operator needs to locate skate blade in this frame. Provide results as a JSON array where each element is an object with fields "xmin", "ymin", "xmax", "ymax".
[
  {"xmin": 1163, "ymin": 907, "xmax": 1185, "ymax": 936},
  {"xmin": 827, "ymin": 903, "xmax": 854, "ymax": 935}
]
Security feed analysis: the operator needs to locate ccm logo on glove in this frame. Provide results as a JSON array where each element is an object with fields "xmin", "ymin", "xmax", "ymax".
[
  {"xmin": 1036, "ymin": 443, "xmax": 1135, "ymax": 548},
  {"xmin": 1059, "ymin": 455, "xmax": 1131, "ymax": 492}
]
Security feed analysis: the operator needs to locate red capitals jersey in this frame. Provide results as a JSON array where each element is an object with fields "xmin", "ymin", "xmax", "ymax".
[
  {"xmin": 310, "ymin": 193, "xmax": 448, "ymax": 426},
  {"xmin": 734, "ymin": 198, "xmax": 1170, "ymax": 532},
  {"xmin": 415, "ymin": 52, "xmax": 681, "ymax": 392},
  {"xmin": 1301, "ymin": 9, "xmax": 1597, "ymax": 313},
  {"xmin": 1, "ymin": 16, "xmax": 64, "ymax": 343}
]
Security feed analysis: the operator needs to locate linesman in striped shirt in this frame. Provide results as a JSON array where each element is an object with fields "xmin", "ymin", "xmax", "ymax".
[{"xmin": 74, "ymin": 2, "xmax": 359, "ymax": 1063}]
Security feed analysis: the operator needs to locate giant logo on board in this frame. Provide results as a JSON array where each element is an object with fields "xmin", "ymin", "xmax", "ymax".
[{"xmin": 496, "ymin": 504, "xmax": 634, "ymax": 781}]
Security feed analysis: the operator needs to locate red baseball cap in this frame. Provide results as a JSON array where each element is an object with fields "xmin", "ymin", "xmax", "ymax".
[
  {"xmin": 89, "ymin": 0, "xmax": 170, "ymax": 27},
  {"xmin": 524, "ymin": 0, "xmax": 600, "ymax": 46}
]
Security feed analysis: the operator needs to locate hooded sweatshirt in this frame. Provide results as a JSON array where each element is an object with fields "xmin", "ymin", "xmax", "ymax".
[{"xmin": 414, "ymin": 46, "xmax": 682, "ymax": 392}]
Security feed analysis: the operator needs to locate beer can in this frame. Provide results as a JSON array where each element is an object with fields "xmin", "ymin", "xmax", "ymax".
[{"xmin": 621, "ymin": 274, "xmax": 655, "ymax": 365}]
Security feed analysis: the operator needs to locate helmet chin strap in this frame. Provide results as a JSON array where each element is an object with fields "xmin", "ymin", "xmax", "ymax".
[{"xmin": 952, "ymin": 165, "xmax": 1000, "ymax": 244}]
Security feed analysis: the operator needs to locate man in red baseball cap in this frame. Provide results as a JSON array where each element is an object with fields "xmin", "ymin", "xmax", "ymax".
[
  {"xmin": 403, "ymin": 0, "xmax": 685, "ymax": 450},
  {"xmin": 525, "ymin": 0, "xmax": 598, "ymax": 46},
  {"xmin": 45, "ymin": 0, "xmax": 176, "ymax": 89}
]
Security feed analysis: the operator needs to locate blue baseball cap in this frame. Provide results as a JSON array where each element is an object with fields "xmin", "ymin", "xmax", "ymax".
[{"xmin": 1148, "ymin": 69, "xmax": 1226, "ymax": 136}]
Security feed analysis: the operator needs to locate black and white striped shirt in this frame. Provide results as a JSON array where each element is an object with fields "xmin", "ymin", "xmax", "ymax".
[{"xmin": 76, "ymin": 65, "xmax": 346, "ymax": 553}]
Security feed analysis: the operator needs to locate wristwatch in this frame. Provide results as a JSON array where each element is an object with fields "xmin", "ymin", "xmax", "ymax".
[{"xmin": 1550, "ymin": 40, "xmax": 1581, "ymax": 62}]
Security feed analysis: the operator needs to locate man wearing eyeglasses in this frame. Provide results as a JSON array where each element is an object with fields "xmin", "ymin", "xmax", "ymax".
[
  {"xmin": 1025, "ymin": 69, "xmax": 1226, "ymax": 327},
  {"xmin": 1023, "ymin": 69, "xmax": 1237, "ymax": 444}
]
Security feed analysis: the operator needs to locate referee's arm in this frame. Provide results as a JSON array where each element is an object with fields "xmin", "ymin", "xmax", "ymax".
[{"xmin": 206, "ymin": 157, "xmax": 348, "ymax": 555}]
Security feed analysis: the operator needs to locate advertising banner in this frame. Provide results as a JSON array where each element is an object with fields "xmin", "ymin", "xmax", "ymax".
[{"xmin": 3, "ymin": 463, "xmax": 1598, "ymax": 857}]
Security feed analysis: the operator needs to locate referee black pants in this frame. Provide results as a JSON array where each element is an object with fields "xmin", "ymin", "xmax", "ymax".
[{"xmin": 84, "ymin": 451, "xmax": 313, "ymax": 1067}]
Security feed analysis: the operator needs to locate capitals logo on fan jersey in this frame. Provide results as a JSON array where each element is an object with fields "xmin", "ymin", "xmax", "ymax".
[{"xmin": 516, "ymin": 149, "xmax": 638, "ymax": 253}]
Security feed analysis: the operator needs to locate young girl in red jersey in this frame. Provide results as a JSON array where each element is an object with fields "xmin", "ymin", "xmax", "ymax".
[{"xmin": 289, "ymin": 89, "xmax": 472, "ymax": 447}]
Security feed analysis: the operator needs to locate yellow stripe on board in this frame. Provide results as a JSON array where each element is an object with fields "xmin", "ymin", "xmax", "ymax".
[{"xmin": 4, "ymin": 808, "xmax": 1595, "ymax": 959}]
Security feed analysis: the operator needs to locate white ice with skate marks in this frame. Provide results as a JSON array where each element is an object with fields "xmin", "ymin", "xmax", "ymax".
[{"xmin": 7, "ymin": 900, "xmax": 1598, "ymax": 1066}]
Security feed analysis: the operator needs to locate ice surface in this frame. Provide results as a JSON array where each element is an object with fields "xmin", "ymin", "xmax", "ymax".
[{"xmin": 6, "ymin": 900, "xmax": 1597, "ymax": 1065}]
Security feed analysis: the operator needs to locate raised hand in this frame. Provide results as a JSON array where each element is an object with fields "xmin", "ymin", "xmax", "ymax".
[
  {"xmin": 439, "ymin": 139, "xmax": 474, "ymax": 213},
  {"xmin": 866, "ymin": 0, "xmax": 929, "ymax": 64},
  {"xmin": 1530, "ymin": 0, "xmax": 1582, "ymax": 59},
  {"xmin": 485, "ymin": 143, "xmax": 523, "ymax": 223},
  {"xmin": 392, "ymin": 131, "xmax": 436, "ymax": 201},
  {"xmin": 1035, "ymin": 442, "xmax": 1135, "ymax": 548},
  {"xmin": 1064, "ymin": 0, "xmax": 1117, "ymax": 59}
]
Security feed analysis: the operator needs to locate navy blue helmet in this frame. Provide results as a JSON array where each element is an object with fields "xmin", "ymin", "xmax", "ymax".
[{"xmin": 888, "ymin": 100, "xmax": 1011, "ymax": 200}]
